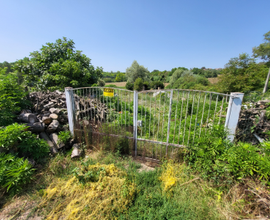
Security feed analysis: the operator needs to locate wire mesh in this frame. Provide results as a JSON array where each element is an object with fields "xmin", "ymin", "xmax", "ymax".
[{"xmin": 68, "ymin": 87, "xmax": 233, "ymax": 159}]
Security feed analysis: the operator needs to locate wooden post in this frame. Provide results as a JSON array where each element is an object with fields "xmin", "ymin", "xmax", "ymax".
[{"xmin": 225, "ymin": 92, "xmax": 244, "ymax": 142}]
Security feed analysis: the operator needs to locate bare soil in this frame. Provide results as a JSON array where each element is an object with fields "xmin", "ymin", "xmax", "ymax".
[{"xmin": 105, "ymin": 82, "xmax": 126, "ymax": 87}]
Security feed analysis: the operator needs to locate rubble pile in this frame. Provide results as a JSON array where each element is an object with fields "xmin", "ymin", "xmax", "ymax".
[
  {"xmin": 18, "ymin": 90, "xmax": 77, "ymax": 157},
  {"xmin": 236, "ymin": 100, "xmax": 270, "ymax": 144}
]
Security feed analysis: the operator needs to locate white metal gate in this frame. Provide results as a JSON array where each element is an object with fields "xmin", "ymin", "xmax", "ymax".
[{"xmin": 65, "ymin": 87, "xmax": 243, "ymax": 159}]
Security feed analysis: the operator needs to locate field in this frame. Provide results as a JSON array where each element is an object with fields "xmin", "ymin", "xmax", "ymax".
[
  {"xmin": 105, "ymin": 82, "xmax": 127, "ymax": 87},
  {"xmin": 105, "ymin": 81, "xmax": 217, "ymax": 88},
  {"xmin": 208, "ymin": 76, "xmax": 220, "ymax": 84}
]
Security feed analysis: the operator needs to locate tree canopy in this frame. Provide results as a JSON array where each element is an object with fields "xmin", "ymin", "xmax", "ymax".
[
  {"xmin": 125, "ymin": 60, "xmax": 149, "ymax": 83},
  {"xmin": 253, "ymin": 31, "xmax": 270, "ymax": 66},
  {"xmin": 216, "ymin": 53, "xmax": 268, "ymax": 93},
  {"xmin": 15, "ymin": 37, "xmax": 102, "ymax": 91}
]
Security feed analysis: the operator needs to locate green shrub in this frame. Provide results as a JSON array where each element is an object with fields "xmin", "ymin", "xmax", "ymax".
[
  {"xmin": 143, "ymin": 81, "xmax": 150, "ymax": 90},
  {"xmin": 0, "ymin": 72, "xmax": 30, "ymax": 126},
  {"xmin": 134, "ymin": 78, "xmax": 143, "ymax": 91},
  {"xmin": 58, "ymin": 131, "xmax": 72, "ymax": 145},
  {"xmin": 151, "ymin": 81, "xmax": 164, "ymax": 89},
  {"xmin": 125, "ymin": 82, "xmax": 134, "ymax": 90},
  {"xmin": 0, "ymin": 153, "xmax": 34, "ymax": 194},
  {"xmin": 97, "ymin": 78, "xmax": 105, "ymax": 87},
  {"xmin": 187, "ymin": 127, "xmax": 270, "ymax": 185},
  {"xmin": 0, "ymin": 123, "xmax": 50, "ymax": 162}
]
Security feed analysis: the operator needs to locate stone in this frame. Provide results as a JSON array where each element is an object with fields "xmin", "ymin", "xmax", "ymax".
[
  {"xmin": 49, "ymin": 133, "xmax": 65, "ymax": 149},
  {"xmin": 42, "ymin": 116, "xmax": 52, "ymax": 125},
  {"xmin": 47, "ymin": 120, "xmax": 59, "ymax": 133},
  {"xmin": 71, "ymin": 143, "xmax": 82, "ymax": 158}
]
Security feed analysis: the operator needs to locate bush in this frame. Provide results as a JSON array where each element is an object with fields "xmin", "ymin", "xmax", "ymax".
[
  {"xmin": 125, "ymin": 82, "xmax": 134, "ymax": 90},
  {"xmin": 151, "ymin": 81, "xmax": 164, "ymax": 89},
  {"xmin": 0, "ymin": 123, "xmax": 50, "ymax": 162},
  {"xmin": 91, "ymin": 83, "xmax": 98, "ymax": 87},
  {"xmin": 0, "ymin": 72, "xmax": 30, "ymax": 126},
  {"xmin": 0, "ymin": 153, "xmax": 34, "ymax": 194},
  {"xmin": 187, "ymin": 127, "xmax": 270, "ymax": 185},
  {"xmin": 58, "ymin": 131, "xmax": 72, "ymax": 145},
  {"xmin": 97, "ymin": 78, "xmax": 105, "ymax": 87},
  {"xmin": 134, "ymin": 78, "xmax": 144, "ymax": 91},
  {"xmin": 143, "ymin": 81, "xmax": 150, "ymax": 90}
]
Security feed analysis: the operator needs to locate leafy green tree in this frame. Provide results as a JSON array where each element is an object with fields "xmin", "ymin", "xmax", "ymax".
[
  {"xmin": 253, "ymin": 31, "xmax": 270, "ymax": 93},
  {"xmin": 169, "ymin": 69, "xmax": 192, "ymax": 86},
  {"xmin": 134, "ymin": 78, "xmax": 144, "ymax": 91},
  {"xmin": 15, "ymin": 37, "xmax": 103, "ymax": 91},
  {"xmin": 170, "ymin": 74, "xmax": 209, "ymax": 90},
  {"xmin": 192, "ymin": 68, "xmax": 204, "ymax": 75},
  {"xmin": 0, "ymin": 61, "xmax": 13, "ymax": 73},
  {"xmin": 216, "ymin": 53, "xmax": 268, "ymax": 93},
  {"xmin": 115, "ymin": 72, "xmax": 127, "ymax": 82},
  {"xmin": 125, "ymin": 61, "xmax": 149, "ymax": 83}
]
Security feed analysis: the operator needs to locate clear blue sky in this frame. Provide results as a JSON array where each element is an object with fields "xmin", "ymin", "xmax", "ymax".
[{"xmin": 0, "ymin": 0, "xmax": 269, "ymax": 72}]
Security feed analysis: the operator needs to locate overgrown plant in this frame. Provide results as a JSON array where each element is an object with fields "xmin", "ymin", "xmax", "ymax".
[
  {"xmin": 58, "ymin": 131, "xmax": 72, "ymax": 145},
  {"xmin": 0, "ymin": 153, "xmax": 34, "ymax": 194},
  {"xmin": 0, "ymin": 123, "xmax": 50, "ymax": 162},
  {"xmin": 0, "ymin": 71, "xmax": 30, "ymax": 126},
  {"xmin": 187, "ymin": 127, "xmax": 270, "ymax": 186}
]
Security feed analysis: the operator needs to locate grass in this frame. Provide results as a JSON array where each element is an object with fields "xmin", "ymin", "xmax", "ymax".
[{"xmin": 1, "ymin": 148, "xmax": 268, "ymax": 219}]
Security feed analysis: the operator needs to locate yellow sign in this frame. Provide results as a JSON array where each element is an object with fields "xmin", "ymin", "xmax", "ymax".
[{"xmin": 103, "ymin": 88, "xmax": 114, "ymax": 97}]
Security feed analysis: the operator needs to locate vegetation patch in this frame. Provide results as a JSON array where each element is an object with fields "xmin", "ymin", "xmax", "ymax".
[{"xmin": 39, "ymin": 161, "xmax": 136, "ymax": 219}]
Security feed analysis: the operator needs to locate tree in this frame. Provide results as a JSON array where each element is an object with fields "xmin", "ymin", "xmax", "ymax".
[
  {"xmin": 15, "ymin": 37, "xmax": 102, "ymax": 91},
  {"xmin": 169, "ymin": 69, "xmax": 192, "ymax": 87},
  {"xmin": 253, "ymin": 31, "xmax": 270, "ymax": 93},
  {"xmin": 115, "ymin": 72, "xmax": 126, "ymax": 82},
  {"xmin": 134, "ymin": 78, "xmax": 144, "ymax": 91},
  {"xmin": 125, "ymin": 60, "xmax": 149, "ymax": 83},
  {"xmin": 216, "ymin": 53, "xmax": 268, "ymax": 93}
]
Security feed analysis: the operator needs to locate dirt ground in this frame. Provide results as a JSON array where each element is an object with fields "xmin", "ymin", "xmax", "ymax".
[{"xmin": 0, "ymin": 196, "xmax": 42, "ymax": 220}]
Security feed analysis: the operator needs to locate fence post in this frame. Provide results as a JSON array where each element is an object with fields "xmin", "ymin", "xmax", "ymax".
[
  {"xmin": 225, "ymin": 92, "xmax": 244, "ymax": 142},
  {"xmin": 133, "ymin": 91, "xmax": 138, "ymax": 157},
  {"xmin": 166, "ymin": 90, "xmax": 173, "ymax": 155},
  {"xmin": 65, "ymin": 87, "xmax": 75, "ymax": 136}
]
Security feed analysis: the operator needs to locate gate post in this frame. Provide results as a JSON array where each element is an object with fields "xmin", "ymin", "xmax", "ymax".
[
  {"xmin": 225, "ymin": 92, "xmax": 244, "ymax": 142},
  {"xmin": 133, "ymin": 91, "xmax": 138, "ymax": 157},
  {"xmin": 65, "ymin": 87, "xmax": 75, "ymax": 136}
]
